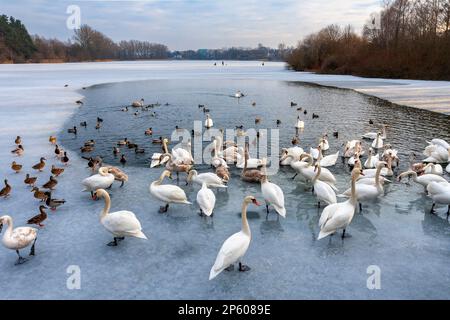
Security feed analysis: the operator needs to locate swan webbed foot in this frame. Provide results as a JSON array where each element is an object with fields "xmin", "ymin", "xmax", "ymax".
[
  {"xmin": 225, "ymin": 265, "xmax": 234, "ymax": 272},
  {"xmin": 159, "ymin": 204, "xmax": 169, "ymax": 213},
  {"xmin": 15, "ymin": 250, "xmax": 27, "ymax": 265},
  {"xmin": 238, "ymin": 262, "xmax": 251, "ymax": 272},
  {"xmin": 107, "ymin": 238, "xmax": 118, "ymax": 246}
]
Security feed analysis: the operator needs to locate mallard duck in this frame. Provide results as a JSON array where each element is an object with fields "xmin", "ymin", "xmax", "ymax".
[
  {"xmin": 117, "ymin": 138, "xmax": 128, "ymax": 146},
  {"xmin": 27, "ymin": 205, "xmax": 47, "ymax": 227},
  {"xmin": 120, "ymin": 155, "xmax": 127, "ymax": 165},
  {"xmin": 61, "ymin": 152, "xmax": 69, "ymax": 165},
  {"xmin": 134, "ymin": 145, "xmax": 145, "ymax": 154},
  {"xmin": 84, "ymin": 139, "xmax": 95, "ymax": 147},
  {"xmin": 11, "ymin": 145, "xmax": 24, "ymax": 156},
  {"xmin": 32, "ymin": 157, "xmax": 46, "ymax": 172},
  {"xmin": 42, "ymin": 176, "xmax": 58, "ymax": 190},
  {"xmin": 107, "ymin": 166, "xmax": 128, "ymax": 187},
  {"xmin": 31, "ymin": 187, "xmax": 48, "ymax": 202},
  {"xmin": 67, "ymin": 126, "xmax": 77, "ymax": 134},
  {"xmin": 11, "ymin": 161, "xmax": 22, "ymax": 173},
  {"xmin": 0, "ymin": 180, "xmax": 11, "ymax": 198},
  {"xmin": 290, "ymin": 101, "xmax": 297, "ymax": 106},
  {"xmin": 113, "ymin": 147, "xmax": 120, "ymax": 155},
  {"xmin": 54, "ymin": 145, "xmax": 62, "ymax": 158},
  {"xmin": 51, "ymin": 165, "xmax": 64, "ymax": 177},
  {"xmin": 152, "ymin": 137, "xmax": 163, "ymax": 144},
  {"xmin": 49, "ymin": 136, "xmax": 57, "ymax": 144},
  {"xmin": 24, "ymin": 174, "xmax": 37, "ymax": 187},
  {"xmin": 80, "ymin": 145, "xmax": 94, "ymax": 153},
  {"xmin": 95, "ymin": 122, "xmax": 101, "ymax": 130},
  {"xmin": 44, "ymin": 192, "xmax": 66, "ymax": 211},
  {"xmin": 14, "ymin": 136, "xmax": 21, "ymax": 145},
  {"xmin": 127, "ymin": 142, "xmax": 138, "ymax": 149},
  {"xmin": 145, "ymin": 128, "xmax": 153, "ymax": 135},
  {"xmin": 255, "ymin": 117, "xmax": 261, "ymax": 124},
  {"xmin": 80, "ymin": 121, "xmax": 87, "ymax": 127}
]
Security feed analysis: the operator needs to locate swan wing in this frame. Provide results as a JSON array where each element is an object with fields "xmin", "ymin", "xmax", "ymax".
[
  {"xmin": 318, "ymin": 202, "xmax": 355, "ymax": 239},
  {"xmin": 315, "ymin": 180, "xmax": 337, "ymax": 204},
  {"xmin": 262, "ymin": 182, "xmax": 286, "ymax": 217},
  {"xmin": 102, "ymin": 211, "xmax": 146, "ymax": 238},
  {"xmin": 320, "ymin": 151, "xmax": 339, "ymax": 167},
  {"xmin": 10, "ymin": 227, "xmax": 37, "ymax": 248},
  {"xmin": 151, "ymin": 184, "xmax": 190, "ymax": 203},
  {"xmin": 197, "ymin": 188, "xmax": 216, "ymax": 216}
]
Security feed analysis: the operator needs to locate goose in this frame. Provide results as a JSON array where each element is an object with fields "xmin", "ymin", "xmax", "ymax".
[
  {"xmin": 318, "ymin": 148, "xmax": 339, "ymax": 167},
  {"xmin": 0, "ymin": 180, "xmax": 11, "ymax": 198},
  {"xmin": 24, "ymin": 174, "xmax": 37, "ymax": 187},
  {"xmin": 11, "ymin": 161, "xmax": 22, "ymax": 173},
  {"xmin": 240, "ymin": 148, "xmax": 264, "ymax": 183},
  {"xmin": 27, "ymin": 205, "xmax": 48, "ymax": 227},
  {"xmin": 82, "ymin": 167, "xmax": 115, "ymax": 199},
  {"xmin": 295, "ymin": 116, "xmax": 304, "ymax": 129},
  {"xmin": 11, "ymin": 145, "xmax": 24, "ymax": 156},
  {"xmin": 312, "ymin": 164, "xmax": 337, "ymax": 207},
  {"xmin": 291, "ymin": 154, "xmax": 337, "ymax": 189},
  {"xmin": 427, "ymin": 181, "xmax": 450, "ymax": 216},
  {"xmin": 49, "ymin": 136, "xmax": 57, "ymax": 145},
  {"xmin": 424, "ymin": 163, "xmax": 443, "ymax": 175},
  {"xmin": 364, "ymin": 148, "xmax": 379, "ymax": 168},
  {"xmin": 95, "ymin": 189, "xmax": 147, "ymax": 246},
  {"xmin": 14, "ymin": 136, "xmax": 21, "ymax": 145},
  {"xmin": 51, "ymin": 165, "xmax": 64, "ymax": 177},
  {"xmin": 0, "ymin": 215, "xmax": 37, "ymax": 265},
  {"xmin": 209, "ymin": 196, "xmax": 260, "ymax": 280},
  {"xmin": 42, "ymin": 176, "xmax": 58, "ymax": 190},
  {"xmin": 318, "ymin": 135, "xmax": 329, "ymax": 151},
  {"xmin": 106, "ymin": 166, "xmax": 128, "ymax": 187},
  {"xmin": 44, "ymin": 192, "xmax": 66, "ymax": 211},
  {"xmin": 362, "ymin": 124, "xmax": 386, "ymax": 140},
  {"xmin": 261, "ymin": 174, "xmax": 286, "ymax": 218},
  {"xmin": 318, "ymin": 168, "xmax": 362, "ymax": 239},
  {"xmin": 131, "ymin": 98, "xmax": 144, "ymax": 108},
  {"xmin": 398, "ymin": 170, "xmax": 448, "ymax": 189},
  {"xmin": 340, "ymin": 161, "xmax": 387, "ymax": 210},
  {"xmin": 187, "ymin": 170, "xmax": 227, "ymax": 188},
  {"xmin": 31, "ymin": 187, "xmax": 47, "ymax": 202},
  {"xmin": 149, "ymin": 170, "xmax": 191, "ymax": 213},
  {"xmin": 205, "ymin": 114, "xmax": 214, "ymax": 129},
  {"xmin": 32, "ymin": 157, "xmax": 46, "ymax": 172},
  {"xmin": 197, "ymin": 182, "xmax": 216, "ymax": 216},
  {"xmin": 423, "ymin": 140, "xmax": 450, "ymax": 163},
  {"xmin": 279, "ymin": 146, "xmax": 304, "ymax": 166}
]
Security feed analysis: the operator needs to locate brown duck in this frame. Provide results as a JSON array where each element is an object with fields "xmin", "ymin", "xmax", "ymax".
[
  {"xmin": 80, "ymin": 145, "xmax": 94, "ymax": 153},
  {"xmin": 51, "ymin": 165, "xmax": 64, "ymax": 177},
  {"xmin": 45, "ymin": 192, "xmax": 66, "ymax": 211},
  {"xmin": 27, "ymin": 205, "xmax": 47, "ymax": 227},
  {"xmin": 42, "ymin": 176, "xmax": 58, "ymax": 190},
  {"xmin": 24, "ymin": 174, "xmax": 37, "ymax": 187},
  {"xmin": 49, "ymin": 135, "xmax": 57, "ymax": 145},
  {"xmin": 11, "ymin": 161, "xmax": 22, "ymax": 173},
  {"xmin": 32, "ymin": 157, "xmax": 46, "ymax": 172},
  {"xmin": 31, "ymin": 187, "xmax": 48, "ymax": 202},
  {"xmin": 0, "ymin": 179, "xmax": 11, "ymax": 198},
  {"xmin": 61, "ymin": 152, "xmax": 69, "ymax": 165},
  {"xmin": 11, "ymin": 145, "xmax": 24, "ymax": 156},
  {"xmin": 15, "ymin": 136, "xmax": 21, "ymax": 145}
]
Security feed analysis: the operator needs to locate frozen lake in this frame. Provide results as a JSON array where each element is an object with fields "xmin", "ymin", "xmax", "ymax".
[{"xmin": 0, "ymin": 61, "xmax": 449, "ymax": 299}]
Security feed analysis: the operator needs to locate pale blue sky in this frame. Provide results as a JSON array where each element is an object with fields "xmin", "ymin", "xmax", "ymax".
[{"xmin": 0, "ymin": 0, "xmax": 382, "ymax": 50}]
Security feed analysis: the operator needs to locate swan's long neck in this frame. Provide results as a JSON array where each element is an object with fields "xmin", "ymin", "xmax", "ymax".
[
  {"xmin": 241, "ymin": 201, "xmax": 251, "ymax": 236},
  {"xmin": 3, "ymin": 217, "xmax": 13, "ymax": 239},
  {"xmin": 304, "ymin": 154, "xmax": 313, "ymax": 166},
  {"xmin": 350, "ymin": 174, "xmax": 357, "ymax": 205},
  {"xmin": 312, "ymin": 165, "xmax": 321, "ymax": 183},
  {"xmin": 162, "ymin": 140, "xmax": 169, "ymax": 154},
  {"xmin": 100, "ymin": 193, "xmax": 111, "ymax": 220},
  {"xmin": 375, "ymin": 164, "xmax": 382, "ymax": 186}
]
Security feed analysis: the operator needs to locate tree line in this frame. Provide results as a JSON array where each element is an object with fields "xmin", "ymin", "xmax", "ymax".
[{"xmin": 286, "ymin": 0, "xmax": 450, "ymax": 80}]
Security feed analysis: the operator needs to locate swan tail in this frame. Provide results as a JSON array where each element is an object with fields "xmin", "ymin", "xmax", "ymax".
[
  {"xmin": 317, "ymin": 229, "xmax": 334, "ymax": 240},
  {"xmin": 134, "ymin": 231, "xmax": 148, "ymax": 240},
  {"xmin": 209, "ymin": 266, "xmax": 224, "ymax": 280},
  {"xmin": 274, "ymin": 206, "xmax": 286, "ymax": 218},
  {"xmin": 337, "ymin": 194, "xmax": 348, "ymax": 198}
]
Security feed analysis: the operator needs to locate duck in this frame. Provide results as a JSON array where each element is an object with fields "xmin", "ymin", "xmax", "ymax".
[
  {"xmin": 234, "ymin": 91, "xmax": 244, "ymax": 98},
  {"xmin": 24, "ymin": 174, "xmax": 37, "ymax": 187},
  {"xmin": 187, "ymin": 170, "xmax": 227, "ymax": 188},
  {"xmin": 312, "ymin": 164, "xmax": 337, "ymax": 207},
  {"xmin": 197, "ymin": 182, "xmax": 216, "ymax": 216},
  {"xmin": 42, "ymin": 176, "xmax": 58, "ymax": 190},
  {"xmin": 32, "ymin": 157, "xmax": 46, "ymax": 172},
  {"xmin": 318, "ymin": 135, "xmax": 329, "ymax": 151},
  {"xmin": 82, "ymin": 167, "xmax": 115, "ymax": 199},
  {"xmin": 121, "ymin": 106, "xmax": 129, "ymax": 112},
  {"xmin": 80, "ymin": 121, "xmax": 87, "ymax": 127},
  {"xmin": 120, "ymin": 155, "xmax": 127, "ymax": 165},
  {"xmin": 11, "ymin": 161, "xmax": 22, "ymax": 173},
  {"xmin": 127, "ymin": 141, "xmax": 138, "ymax": 149},
  {"xmin": 371, "ymin": 132, "xmax": 384, "ymax": 149},
  {"xmin": 68, "ymin": 126, "xmax": 77, "ymax": 134},
  {"xmin": 252, "ymin": 102, "xmax": 256, "ymax": 106},
  {"xmin": 427, "ymin": 181, "xmax": 450, "ymax": 217},
  {"xmin": 31, "ymin": 187, "xmax": 48, "ymax": 202},
  {"xmin": 318, "ymin": 168, "xmax": 362, "ymax": 240},
  {"xmin": 279, "ymin": 146, "xmax": 304, "ymax": 166},
  {"xmin": 117, "ymin": 138, "xmax": 128, "ymax": 146},
  {"xmin": 209, "ymin": 196, "xmax": 260, "ymax": 280},
  {"xmin": 106, "ymin": 166, "xmax": 128, "ymax": 187},
  {"xmin": 95, "ymin": 189, "xmax": 147, "ymax": 246},
  {"xmin": 80, "ymin": 145, "xmax": 94, "ymax": 153},
  {"xmin": 312, "ymin": 113, "xmax": 319, "ymax": 119},
  {"xmin": 362, "ymin": 124, "xmax": 386, "ymax": 140},
  {"xmin": 49, "ymin": 136, "xmax": 57, "ymax": 144},
  {"xmin": 27, "ymin": 205, "xmax": 48, "ymax": 227},
  {"xmin": 295, "ymin": 115, "xmax": 304, "ymax": 129},
  {"xmin": 11, "ymin": 145, "xmax": 24, "ymax": 156},
  {"xmin": 84, "ymin": 139, "xmax": 95, "ymax": 147},
  {"xmin": 0, "ymin": 180, "xmax": 11, "ymax": 198},
  {"xmin": 113, "ymin": 147, "xmax": 120, "ymax": 156},
  {"xmin": 261, "ymin": 172, "xmax": 286, "ymax": 218},
  {"xmin": 14, "ymin": 136, "xmax": 21, "ymax": 145},
  {"xmin": 51, "ymin": 165, "xmax": 64, "ymax": 177},
  {"xmin": 254, "ymin": 117, "xmax": 261, "ymax": 125},
  {"xmin": 276, "ymin": 119, "xmax": 281, "ymax": 126},
  {"xmin": 205, "ymin": 114, "xmax": 214, "ymax": 129},
  {"xmin": 149, "ymin": 170, "xmax": 191, "ymax": 213},
  {"xmin": 145, "ymin": 128, "xmax": 153, "ymax": 136},
  {"xmin": 45, "ymin": 192, "xmax": 66, "ymax": 211},
  {"xmin": 61, "ymin": 152, "xmax": 70, "ymax": 165},
  {"xmin": 131, "ymin": 98, "xmax": 145, "ymax": 108},
  {"xmin": 364, "ymin": 148, "xmax": 379, "ymax": 168},
  {"xmin": 398, "ymin": 170, "xmax": 448, "ymax": 190},
  {"xmin": 291, "ymin": 136, "xmax": 300, "ymax": 145},
  {"xmin": 134, "ymin": 145, "xmax": 145, "ymax": 154},
  {"xmin": 54, "ymin": 145, "xmax": 62, "ymax": 158},
  {"xmin": 0, "ymin": 215, "xmax": 38, "ymax": 265},
  {"xmin": 240, "ymin": 148, "xmax": 264, "ymax": 183},
  {"xmin": 290, "ymin": 101, "xmax": 298, "ymax": 107}
]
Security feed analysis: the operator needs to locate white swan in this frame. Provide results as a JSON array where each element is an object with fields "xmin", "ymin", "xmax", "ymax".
[
  {"xmin": 310, "ymin": 146, "xmax": 320, "ymax": 160},
  {"xmin": 318, "ymin": 168, "xmax": 361, "ymax": 239},
  {"xmin": 293, "ymin": 154, "xmax": 337, "ymax": 189},
  {"xmin": 446, "ymin": 163, "xmax": 450, "ymax": 174},
  {"xmin": 211, "ymin": 139, "xmax": 228, "ymax": 168},
  {"xmin": 364, "ymin": 148, "xmax": 379, "ymax": 168},
  {"xmin": 236, "ymin": 149, "xmax": 264, "ymax": 169},
  {"xmin": 171, "ymin": 140, "xmax": 194, "ymax": 165},
  {"xmin": 295, "ymin": 116, "xmax": 304, "ymax": 129},
  {"xmin": 205, "ymin": 114, "xmax": 213, "ymax": 129},
  {"xmin": 347, "ymin": 152, "xmax": 360, "ymax": 167},
  {"xmin": 423, "ymin": 139, "xmax": 450, "ymax": 163},
  {"xmin": 261, "ymin": 175, "xmax": 286, "ymax": 218},
  {"xmin": 371, "ymin": 132, "xmax": 384, "ymax": 149},
  {"xmin": 209, "ymin": 196, "xmax": 260, "ymax": 280},
  {"xmin": 150, "ymin": 138, "xmax": 170, "ymax": 168},
  {"xmin": 318, "ymin": 148, "xmax": 339, "ymax": 167},
  {"xmin": 0, "ymin": 215, "xmax": 37, "ymax": 264},
  {"xmin": 95, "ymin": 189, "xmax": 147, "ymax": 246},
  {"xmin": 82, "ymin": 167, "xmax": 115, "ymax": 199},
  {"xmin": 362, "ymin": 124, "xmax": 386, "ymax": 140},
  {"xmin": 318, "ymin": 135, "xmax": 329, "ymax": 151},
  {"xmin": 197, "ymin": 182, "xmax": 216, "ymax": 216},
  {"xmin": 398, "ymin": 170, "xmax": 448, "ymax": 189},
  {"xmin": 187, "ymin": 170, "xmax": 227, "ymax": 188},
  {"xmin": 312, "ymin": 164, "xmax": 337, "ymax": 207},
  {"xmin": 427, "ymin": 181, "xmax": 450, "ymax": 216},
  {"xmin": 279, "ymin": 146, "xmax": 304, "ymax": 166},
  {"xmin": 150, "ymin": 170, "xmax": 191, "ymax": 212},
  {"xmin": 424, "ymin": 163, "xmax": 443, "ymax": 175}
]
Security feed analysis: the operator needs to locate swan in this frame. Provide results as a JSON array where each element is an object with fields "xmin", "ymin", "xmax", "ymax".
[
  {"xmin": 211, "ymin": 139, "xmax": 228, "ymax": 168},
  {"xmin": 205, "ymin": 114, "xmax": 214, "ymax": 129},
  {"xmin": 318, "ymin": 135, "xmax": 329, "ymax": 151},
  {"xmin": 446, "ymin": 163, "xmax": 450, "ymax": 174},
  {"xmin": 241, "ymin": 148, "xmax": 264, "ymax": 183},
  {"xmin": 150, "ymin": 170, "xmax": 191, "ymax": 213},
  {"xmin": 364, "ymin": 148, "xmax": 379, "ymax": 168},
  {"xmin": 295, "ymin": 116, "xmax": 304, "ymax": 129},
  {"xmin": 150, "ymin": 138, "xmax": 170, "ymax": 168},
  {"xmin": 424, "ymin": 163, "xmax": 443, "ymax": 175},
  {"xmin": 343, "ymin": 140, "xmax": 361, "ymax": 158},
  {"xmin": 171, "ymin": 141, "xmax": 194, "ymax": 165},
  {"xmin": 318, "ymin": 168, "xmax": 361, "ymax": 240},
  {"xmin": 359, "ymin": 154, "xmax": 393, "ymax": 177},
  {"xmin": 94, "ymin": 189, "xmax": 147, "ymax": 246},
  {"xmin": 362, "ymin": 124, "xmax": 386, "ymax": 140},
  {"xmin": 279, "ymin": 146, "xmax": 304, "ymax": 165},
  {"xmin": 371, "ymin": 132, "xmax": 384, "ymax": 149},
  {"xmin": 312, "ymin": 164, "xmax": 337, "ymax": 207},
  {"xmin": 261, "ymin": 174, "xmax": 286, "ymax": 218},
  {"xmin": 398, "ymin": 170, "xmax": 448, "ymax": 189},
  {"xmin": 0, "ymin": 215, "xmax": 38, "ymax": 264},
  {"xmin": 131, "ymin": 98, "xmax": 144, "ymax": 107},
  {"xmin": 318, "ymin": 148, "xmax": 339, "ymax": 167},
  {"xmin": 423, "ymin": 139, "xmax": 450, "ymax": 163},
  {"xmin": 426, "ymin": 181, "xmax": 450, "ymax": 216},
  {"xmin": 187, "ymin": 170, "xmax": 227, "ymax": 188},
  {"xmin": 163, "ymin": 153, "xmax": 192, "ymax": 179},
  {"xmin": 310, "ymin": 146, "xmax": 320, "ymax": 160},
  {"xmin": 82, "ymin": 167, "xmax": 115, "ymax": 199},
  {"xmin": 347, "ymin": 152, "xmax": 360, "ymax": 167},
  {"xmin": 236, "ymin": 148, "xmax": 264, "ymax": 169},
  {"xmin": 292, "ymin": 154, "xmax": 337, "ymax": 189},
  {"xmin": 197, "ymin": 182, "xmax": 216, "ymax": 216},
  {"xmin": 209, "ymin": 196, "xmax": 260, "ymax": 280}
]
